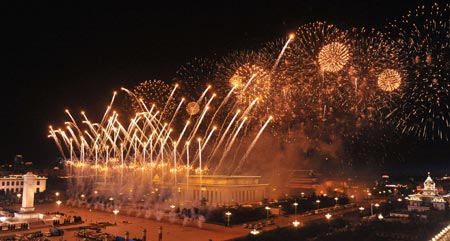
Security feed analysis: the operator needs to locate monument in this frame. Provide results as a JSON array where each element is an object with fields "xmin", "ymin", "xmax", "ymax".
[{"xmin": 14, "ymin": 172, "xmax": 41, "ymax": 220}]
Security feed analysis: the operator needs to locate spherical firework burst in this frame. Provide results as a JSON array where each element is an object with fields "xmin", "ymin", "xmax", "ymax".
[
  {"xmin": 131, "ymin": 79, "xmax": 177, "ymax": 121},
  {"xmin": 378, "ymin": 69, "xmax": 402, "ymax": 92},
  {"xmin": 386, "ymin": 2, "xmax": 450, "ymax": 140},
  {"xmin": 186, "ymin": 101, "xmax": 200, "ymax": 115},
  {"xmin": 318, "ymin": 42, "xmax": 350, "ymax": 73}
]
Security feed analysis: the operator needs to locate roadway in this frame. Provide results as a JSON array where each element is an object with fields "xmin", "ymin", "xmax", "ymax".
[{"xmin": 0, "ymin": 202, "xmax": 368, "ymax": 241}]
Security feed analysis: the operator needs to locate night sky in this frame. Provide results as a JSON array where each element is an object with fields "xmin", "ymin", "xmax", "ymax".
[{"xmin": 2, "ymin": 1, "xmax": 449, "ymax": 172}]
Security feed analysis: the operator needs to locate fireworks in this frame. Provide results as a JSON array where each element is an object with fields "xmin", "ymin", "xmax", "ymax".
[
  {"xmin": 49, "ymin": 2, "xmax": 450, "ymax": 206},
  {"xmin": 280, "ymin": 22, "xmax": 350, "ymax": 128},
  {"xmin": 215, "ymin": 50, "xmax": 274, "ymax": 121},
  {"xmin": 318, "ymin": 42, "xmax": 350, "ymax": 73},
  {"xmin": 377, "ymin": 69, "xmax": 402, "ymax": 92},
  {"xmin": 342, "ymin": 27, "xmax": 406, "ymax": 128},
  {"xmin": 288, "ymin": 21, "xmax": 349, "ymax": 74},
  {"xmin": 386, "ymin": 2, "xmax": 450, "ymax": 140},
  {"xmin": 186, "ymin": 101, "xmax": 200, "ymax": 115},
  {"xmin": 256, "ymin": 38, "xmax": 298, "ymax": 127},
  {"xmin": 229, "ymin": 63, "xmax": 270, "ymax": 106},
  {"xmin": 130, "ymin": 79, "xmax": 178, "ymax": 121},
  {"xmin": 50, "ymin": 87, "xmax": 273, "ymax": 204},
  {"xmin": 172, "ymin": 57, "xmax": 217, "ymax": 103}
]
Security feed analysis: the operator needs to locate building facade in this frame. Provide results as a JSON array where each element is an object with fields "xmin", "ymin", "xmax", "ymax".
[
  {"xmin": 0, "ymin": 174, "xmax": 47, "ymax": 194},
  {"xmin": 180, "ymin": 175, "xmax": 268, "ymax": 206},
  {"xmin": 287, "ymin": 170, "xmax": 319, "ymax": 196},
  {"xmin": 407, "ymin": 172, "xmax": 447, "ymax": 212}
]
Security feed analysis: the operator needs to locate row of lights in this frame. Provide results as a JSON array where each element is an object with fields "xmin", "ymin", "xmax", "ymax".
[
  {"xmin": 53, "ymin": 191, "xmax": 121, "ymax": 225},
  {"xmin": 431, "ymin": 224, "xmax": 450, "ymax": 241}
]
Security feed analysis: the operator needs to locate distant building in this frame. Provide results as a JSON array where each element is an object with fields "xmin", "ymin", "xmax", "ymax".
[
  {"xmin": 0, "ymin": 174, "xmax": 47, "ymax": 194},
  {"xmin": 407, "ymin": 172, "xmax": 447, "ymax": 212},
  {"xmin": 286, "ymin": 170, "xmax": 319, "ymax": 196}
]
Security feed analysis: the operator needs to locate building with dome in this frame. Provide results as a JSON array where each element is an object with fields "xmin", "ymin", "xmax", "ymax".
[{"xmin": 407, "ymin": 172, "xmax": 448, "ymax": 212}]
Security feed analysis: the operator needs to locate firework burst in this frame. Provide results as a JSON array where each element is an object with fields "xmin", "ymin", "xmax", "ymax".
[
  {"xmin": 318, "ymin": 42, "xmax": 350, "ymax": 73},
  {"xmin": 378, "ymin": 69, "xmax": 402, "ymax": 92},
  {"xmin": 386, "ymin": 2, "xmax": 450, "ymax": 140},
  {"xmin": 172, "ymin": 57, "xmax": 217, "ymax": 103},
  {"xmin": 215, "ymin": 50, "xmax": 274, "ymax": 122},
  {"xmin": 283, "ymin": 21, "xmax": 350, "ymax": 126},
  {"xmin": 130, "ymin": 79, "xmax": 178, "ymax": 121},
  {"xmin": 344, "ymin": 27, "xmax": 406, "ymax": 127}
]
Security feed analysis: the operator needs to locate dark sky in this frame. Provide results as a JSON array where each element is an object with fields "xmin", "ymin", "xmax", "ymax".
[{"xmin": 2, "ymin": 0, "xmax": 447, "ymax": 168}]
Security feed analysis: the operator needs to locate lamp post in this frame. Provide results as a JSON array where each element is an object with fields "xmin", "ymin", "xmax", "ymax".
[
  {"xmin": 371, "ymin": 203, "xmax": 379, "ymax": 216},
  {"xmin": 55, "ymin": 192, "xmax": 60, "ymax": 200},
  {"xmin": 109, "ymin": 197, "xmax": 114, "ymax": 208},
  {"xmin": 56, "ymin": 200, "xmax": 62, "ymax": 213},
  {"xmin": 325, "ymin": 213, "xmax": 332, "ymax": 220},
  {"xmin": 113, "ymin": 209, "xmax": 119, "ymax": 224},
  {"xmin": 293, "ymin": 202, "xmax": 298, "ymax": 215},
  {"xmin": 292, "ymin": 220, "xmax": 300, "ymax": 227},
  {"xmin": 16, "ymin": 193, "xmax": 21, "ymax": 204},
  {"xmin": 334, "ymin": 197, "xmax": 339, "ymax": 206},
  {"xmin": 225, "ymin": 211, "xmax": 231, "ymax": 227},
  {"xmin": 265, "ymin": 206, "xmax": 271, "ymax": 221},
  {"xmin": 315, "ymin": 200, "xmax": 321, "ymax": 210}
]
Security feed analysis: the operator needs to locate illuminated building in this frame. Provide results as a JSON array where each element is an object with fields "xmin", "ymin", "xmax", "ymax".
[
  {"xmin": 287, "ymin": 170, "xmax": 319, "ymax": 196},
  {"xmin": 0, "ymin": 173, "xmax": 47, "ymax": 194},
  {"xmin": 407, "ymin": 172, "xmax": 448, "ymax": 212},
  {"xmin": 180, "ymin": 175, "xmax": 268, "ymax": 206}
]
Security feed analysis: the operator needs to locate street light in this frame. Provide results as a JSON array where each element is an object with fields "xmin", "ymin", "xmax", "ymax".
[
  {"xmin": 293, "ymin": 202, "xmax": 298, "ymax": 215},
  {"xmin": 225, "ymin": 211, "xmax": 231, "ymax": 227},
  {"xmin": 371, "ymin": 203, "xmax": 380, "ymax": 216},
  {"xmin": 378, "ymin": 214, "xmax": 384, "ymax": 220},
  {"xmin": 265, "ymin": 206, "xmax": 271, "ymax": 220},
  {"xmin": 325, "ymin": 213, "xmax": 332, "ymax": 220},
  {"xmin": 56, "ymin": 200, "xmax": 62, "ymax": 213},
  {"xmin": 250, "ymin": 228, "xmax": 260, "ymax": 235},
  {"xmin": 292, "ymin": 220, "xmax": 300, "ymax": 227},
  {"xmin": 315, "ymin": 200, "xmax": 321, "ymax": 210},
  {"xmin": 113, "ymin": 209, "xmax": 119, "ymax": 224},
  {"xmin": 16, "ymin": 193, "xmax": 21, "ymax": 204},
  {"xmin": 334, "ymin": 197, "xmax": 339, "ymax": 206}
]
